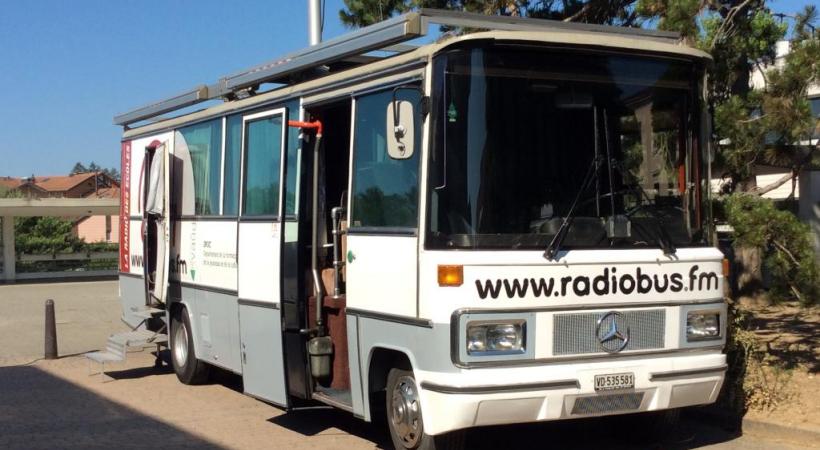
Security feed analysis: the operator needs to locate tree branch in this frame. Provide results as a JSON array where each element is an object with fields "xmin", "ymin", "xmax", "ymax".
[
  {"xmin": 772, "ymin": 240, "xmax": 801, "ymax": 268},
  {"xmin": 711, "ymin": 0, "xmax": 754, "ymax": 50},
  {"xmin": 753, "ymin": 170, "xmax": 795, "ymax": 196},
  {"xmin": 739, "ymin": 114, "xmax": 767, "ymax": 123},
  {"xmin": 563, "ymin": 2, "xmax": 591, "ymax": 21},
  {"xmin": 753, "ymin": 144, "xmax": 819, "ymax": 196},
  {"xmin": 772, "ymin": 240, "xmax": 807, "ymax": 303}
]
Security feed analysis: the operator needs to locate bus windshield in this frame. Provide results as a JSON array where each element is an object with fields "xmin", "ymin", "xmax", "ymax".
[{"xmin": 426, "ymin": 44, "xmax": 709, "ymax": 251}]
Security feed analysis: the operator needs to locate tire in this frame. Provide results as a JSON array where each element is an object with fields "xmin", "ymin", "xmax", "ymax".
[
  {"xmin": 170, "ymin": 308, "xmax": 210, "ymax": 384},
  {"xmin": 385, "ymin": 368, "xmax": 465, "ymax": 450},
  {"xmin": 636, "ymin": 408, "xmax": 682, "ymax": 442},
  {"xmin": 646, "ymin": 407, "xmax": 681, "ymax": 431}
]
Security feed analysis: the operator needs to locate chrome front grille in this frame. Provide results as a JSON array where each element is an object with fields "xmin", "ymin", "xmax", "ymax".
[
  {"xmin": 553, "ymin": 309, "xmax": 665, "ymax": 355},
  {"xmin": 571, "ymin": 392, "xmax": 645, "ymax": 415}
]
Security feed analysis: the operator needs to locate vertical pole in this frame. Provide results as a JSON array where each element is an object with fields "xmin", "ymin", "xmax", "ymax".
[
  {"xmin": 307, "ymin": 0, "xmax": 322, "ymax": 46},
  {"xmin": 2, "ymin": 215, "xmax": 15, "ymax": 282},
  {"xmin": 45, "ymin": 299, "xmax": 58, "ymax": 359}
]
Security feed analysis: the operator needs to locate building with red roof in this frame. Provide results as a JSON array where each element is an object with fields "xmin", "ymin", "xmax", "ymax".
[{"xmin": 1, "ymin": 172, "xmax": 120, "ymax": 243}]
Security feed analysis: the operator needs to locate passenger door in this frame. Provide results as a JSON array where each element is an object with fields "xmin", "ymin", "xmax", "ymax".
[
  {"xmin": 345, "ymin": 89, "xmax": 422, "ymax": 318},
  {"xmin": 237, "ymin": 108, "xmax": 289, "ymax": 406},
  {"xmin": 143, "ymin": 140, "xmax": 170, "ymax": 306}
]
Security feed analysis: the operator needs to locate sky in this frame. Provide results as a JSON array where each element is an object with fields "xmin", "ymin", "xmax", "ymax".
[{"xmin": 0, "ymin": 0, "xmax": 815, "ymax": 177}]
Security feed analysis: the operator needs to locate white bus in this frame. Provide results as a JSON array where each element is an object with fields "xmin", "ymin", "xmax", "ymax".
[{"xmin": 105, "ymin": 9, "xmax": 727, "ymax": 450}]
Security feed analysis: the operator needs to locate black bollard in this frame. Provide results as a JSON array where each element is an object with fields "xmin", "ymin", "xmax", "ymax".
[{"xmin": 44, "ymin": 299, "xmax": 58, "ymax": 359}]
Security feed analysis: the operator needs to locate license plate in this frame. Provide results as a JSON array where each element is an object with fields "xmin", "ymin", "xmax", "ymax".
[{"xmin": 594, "ymin": 373, "xmax": 634, "ymax": 391}]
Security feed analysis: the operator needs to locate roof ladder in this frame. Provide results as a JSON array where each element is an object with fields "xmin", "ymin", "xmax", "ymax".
[{"xmin": 114, "ymin": 8, "xmax": 680, "ymax": 128}]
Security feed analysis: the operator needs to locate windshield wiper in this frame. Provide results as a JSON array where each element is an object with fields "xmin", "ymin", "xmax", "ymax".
[
  {"xmin": 543, "ymin": 155, "xmax": 603, "ymax": 260},
  {"xmin": 654, "ymin": 219, "xmax": 677, "ymax": 255}
]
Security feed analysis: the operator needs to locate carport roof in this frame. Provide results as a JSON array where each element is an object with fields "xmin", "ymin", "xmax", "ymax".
[{"xmin": 0, "ymin": 197, "xmax": 119, "ymax": 217}]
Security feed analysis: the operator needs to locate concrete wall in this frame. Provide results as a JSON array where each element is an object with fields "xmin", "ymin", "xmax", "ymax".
[{"xmin": 75, "ymin": 215, "xmax": 119, "ymax": 243}]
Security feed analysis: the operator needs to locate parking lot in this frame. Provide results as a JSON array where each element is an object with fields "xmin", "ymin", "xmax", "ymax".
[{"xmin": 0, "ymin": 280, "xmax": 811, "ymax": 449}]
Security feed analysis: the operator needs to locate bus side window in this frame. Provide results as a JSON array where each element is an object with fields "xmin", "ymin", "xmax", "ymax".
[
  {"xmin": 350, "ymin": 88, "xmax": 421, "ymax": 229},
  {"xmin": 175, "ymin": 119, "xmax": 222, "ymax": 216},
  {"xmin": 223, "ymin": 115, "xmax": 242, "ymax": 216},
  {"xmin": 243, "ymin": 115, "xmax": 284, "ymax": 216}
]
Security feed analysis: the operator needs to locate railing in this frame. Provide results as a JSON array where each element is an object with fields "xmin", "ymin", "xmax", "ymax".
[{"xmin": 11, "ymin": 251, "xmax": 118, "ymax": 280}]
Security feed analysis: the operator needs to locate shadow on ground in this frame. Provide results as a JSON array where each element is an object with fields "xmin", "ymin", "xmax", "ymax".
[
  {"xmin": 106, "ymin": 350, "xmax": 245, "ymax": 393},
  {"xmin": 272, "ymin": 400, "xmax": 742, "ymax": 450},
  {"xmin": 748, "ymin": 306, "xmax": 820, "ymax": 373},
  {"xmin": 0, "ymin": 364, "xmax": 223, "ymax": 450},
  {"xmin": 102, "ymin": 361, "xmax": 746, "ymax": 450},
  {"xmin": 1, "ymin": 357, "xmax": 744, "ymax": 450}
]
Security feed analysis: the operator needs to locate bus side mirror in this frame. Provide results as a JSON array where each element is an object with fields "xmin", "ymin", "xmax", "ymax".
[{"xmin": 386, "ymin": 99, "xmax": 415, "ymax": 160}]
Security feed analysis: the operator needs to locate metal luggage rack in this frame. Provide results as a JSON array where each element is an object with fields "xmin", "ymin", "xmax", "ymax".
[{"xmin": 114, "ymin": 8, "xmax": 680, "ymax": 128}]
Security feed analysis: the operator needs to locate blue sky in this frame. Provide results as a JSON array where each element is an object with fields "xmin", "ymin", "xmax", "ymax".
[{"xmin": 0, "ymin": 0, "xmax": 814, "ymax": 177}]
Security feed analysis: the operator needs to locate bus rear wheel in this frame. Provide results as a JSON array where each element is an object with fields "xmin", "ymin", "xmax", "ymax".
[
  {"xmin": 385, "ymin": 368, "xmax": 465, "ymax": 450},
  {"xmin": 170, "ymin": 308, "xmax": 210, "ymax": 384}
]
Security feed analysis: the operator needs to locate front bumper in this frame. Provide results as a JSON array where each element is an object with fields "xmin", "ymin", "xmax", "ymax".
[{"xmin": 416, "ymin": 351, "xmax": 726, "ymax": 435}]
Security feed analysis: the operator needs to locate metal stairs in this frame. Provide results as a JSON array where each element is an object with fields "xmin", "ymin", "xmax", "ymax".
[{"xmin": 85, "ymin": 306, "xmax": 167, "ymax": 381}]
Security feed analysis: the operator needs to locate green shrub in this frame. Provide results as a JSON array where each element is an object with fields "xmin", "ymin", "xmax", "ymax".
[
  {"xmin": 15, "ymin": 216, "xmax": 84, "ymax": 254},
  {"xmin": 14, "ymin": 216, "xmax": 119, "ymax": 255},
  {"xmin": 725, "ymin": 193, "xmax": 820, "ymax": 305}
]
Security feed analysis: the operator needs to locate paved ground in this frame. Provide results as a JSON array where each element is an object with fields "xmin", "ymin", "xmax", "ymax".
[
  {"xmin": 0, "ymin": 280, "xmax": 123, "ymax": 364},
  {"xmin": 0, "ymin": 281, "xmax": 816, "ymax": 450}
]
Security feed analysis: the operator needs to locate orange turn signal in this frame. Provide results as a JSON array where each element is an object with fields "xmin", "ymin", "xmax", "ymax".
[
  {"xmin": 438, "ymin": 265, "xmax": 463, "ymax": 287},
  {"xmin": 722, "ymin": 258, "xmax": 730, "ymax": 278}
]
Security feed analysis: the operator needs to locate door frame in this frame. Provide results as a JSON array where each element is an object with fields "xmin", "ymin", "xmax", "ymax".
[
  {"xmin": 240, "ymin": 107, "xmax": 289, "ymax": 226},
  {"xmin": 142, "ymin": 140, "xmax": 171, "ymax": 307},
  {"xmin": 236, "ymin": 106, "xmax": 290, "ymax": 407}
]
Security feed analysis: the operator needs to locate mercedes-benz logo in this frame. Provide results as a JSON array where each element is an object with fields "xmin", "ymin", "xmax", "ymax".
[{"xmin": 596, "ymin": 311, "xmax": 630, "ymax": 353}]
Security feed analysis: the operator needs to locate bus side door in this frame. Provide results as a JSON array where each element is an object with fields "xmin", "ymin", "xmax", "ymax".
[
  {"xmin": 345, "ymin": 89, "xmax": 422, "ymax": 318},
  {"xmin": 143, "ymin": 140, "xmax": 171, "ymax": 306},
  {"xmin": 236, "ymin": 108, "xmax": 289, "ymax": 406}
]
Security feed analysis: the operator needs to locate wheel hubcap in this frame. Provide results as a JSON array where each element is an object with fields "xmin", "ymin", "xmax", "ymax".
[
  {"xmin": 173, "ymin": 320, "xmax": 188, "ymax": 367},
  {"xmin": 391, "ymin": 375, "xmax": 421, "ymax": 448}
]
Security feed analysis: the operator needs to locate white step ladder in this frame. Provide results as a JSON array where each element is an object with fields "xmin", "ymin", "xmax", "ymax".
[{"xmin": 85, "ymin": 307, "xmax": 167, "ymax": 381}]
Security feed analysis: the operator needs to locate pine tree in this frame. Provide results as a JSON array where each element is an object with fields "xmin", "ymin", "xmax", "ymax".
[{"xmin": 70, "ymin": 162, "xmax": 87, "ymax": 174}]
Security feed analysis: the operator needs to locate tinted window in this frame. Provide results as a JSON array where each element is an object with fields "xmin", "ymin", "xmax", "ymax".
[
  {"xmin": 350, "ymin": 89, "xmax": 421, "ymax": 228},
  {"xmin": 243, "ymin": 115, "xmax": 284, "ymax": 216},
  {"xmin": 427, "ymin": 45, "xmax": 703, "ymax": 250},
  {"xmin": 177, "ymin": 119, "xmax": 222, "ymax": 216},
  {"xmin": 223, "ymin": 115, "xmax": 242, "ymax": 216}
]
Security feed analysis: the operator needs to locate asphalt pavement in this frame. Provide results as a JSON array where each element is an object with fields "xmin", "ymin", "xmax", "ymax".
[{"xmin": 0, "ymin": 280, "xmax": 813, "ymax": 449}]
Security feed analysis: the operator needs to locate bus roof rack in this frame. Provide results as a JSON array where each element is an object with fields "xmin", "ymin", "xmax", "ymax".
[{"xmin": 114, "ymin": 8, "xmax": 681, "ymax": 127}]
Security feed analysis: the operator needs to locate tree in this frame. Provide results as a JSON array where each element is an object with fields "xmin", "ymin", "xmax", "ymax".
[
  {"xmin": 14, "ymin": 216, "xmax": 84, "ymax": 254},
  {"xmin": 0, "ymin": 186, "xmax": 22, "ymax": 199},
  {"xmin": 102, "ymin": 167, "xmax": 121, "ymax": 183},
  {"xmin": 68, "ymin": 162, "xmax": 121, "ymax": 183},
  {"xmin": 647, "ymin": 2, "xmax": 819, "ymax": 301},
  {"xmin": 339, "ymin": 1, "xmax": 641, "ymax": 28},
  {"xmin": 70, "ymin": 162, "xmax": 88, "ymax": 175},
  {"xmin": 726, "ymin": 194, "xmax": 819, "ymax": 305}
]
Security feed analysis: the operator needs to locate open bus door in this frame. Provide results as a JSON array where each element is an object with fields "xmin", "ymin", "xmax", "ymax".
[
  {"xmin": 143, "ymin": 140, "xmax": 170, "ymax": 307},
  {"xmin": 236, "ymin": 108, "xmax": 289, "ymax": 407}
]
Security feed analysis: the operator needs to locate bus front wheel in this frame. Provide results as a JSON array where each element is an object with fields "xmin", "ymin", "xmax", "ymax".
[
  {"xmin": 170, "ymin": 308, "xmax": 210, "ymax": 384},
  {"xmin": 385, "ymin": 368, "xmax": 465, "ymax": 450}
]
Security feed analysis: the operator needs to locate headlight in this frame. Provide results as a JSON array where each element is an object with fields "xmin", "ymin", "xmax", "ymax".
[
  {"xmin": 687, "ymin": 311, "xmax": 721, "ymax": 341},
  {"xmin": 466, "ymin": 321, "xmax": 525, "ymax": 355}
]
